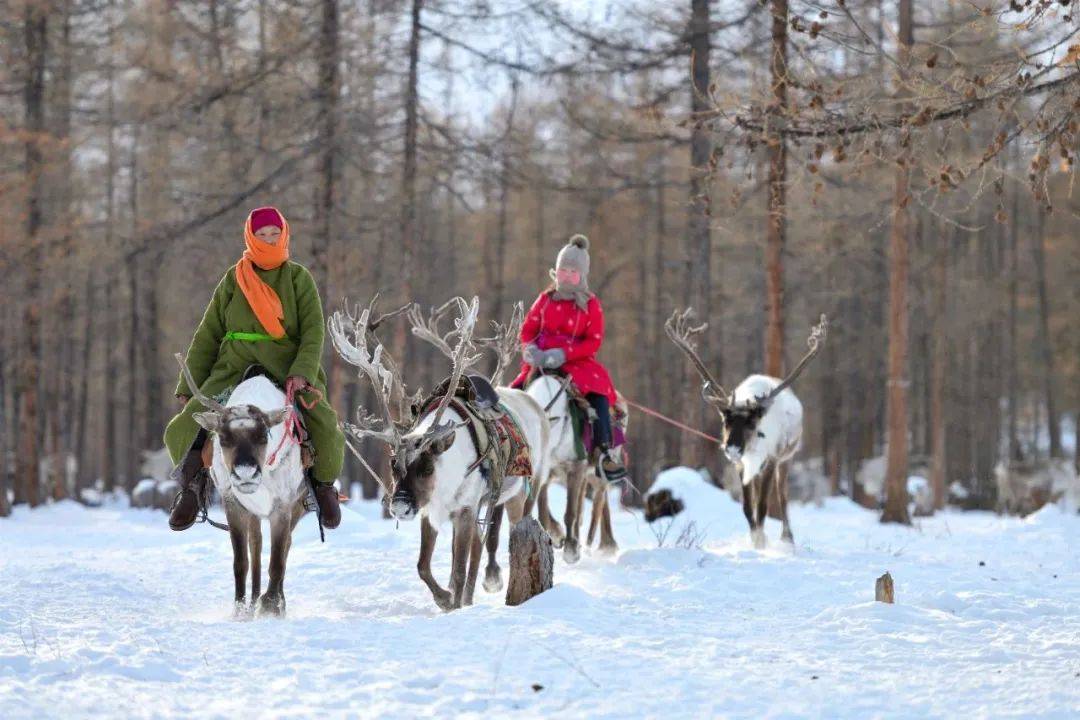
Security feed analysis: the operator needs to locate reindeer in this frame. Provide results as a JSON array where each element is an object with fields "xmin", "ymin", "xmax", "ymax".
[
  {"xmin": 174, "ymin": 354, "xmax": 307, "ymax": 617},
  {"xmin": 665, "ymin": 310, "xmax": 827, "ymax": 548},
  {"xmin": 328, "ymin": 297, "xmax": 550, "ymax": 611},
  {"xmin": 522, "ymin": 374, "xmax": 620, "ymax": 563}
]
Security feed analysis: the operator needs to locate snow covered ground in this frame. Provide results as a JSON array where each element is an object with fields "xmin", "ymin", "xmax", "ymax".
[{"xmin": 1, "ymin": 468, "xmax": 1077, "ymax": 719}]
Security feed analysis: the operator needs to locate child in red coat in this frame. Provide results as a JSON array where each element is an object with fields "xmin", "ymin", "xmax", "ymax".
[{"xmin": 512, "ymin": 235, "xmax": 627, "ymax": 481}]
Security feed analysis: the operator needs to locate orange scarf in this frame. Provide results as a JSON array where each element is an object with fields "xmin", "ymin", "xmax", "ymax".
[{"xmin": 235, "ymin": 208, "xmax": 291, "ymax": 338}]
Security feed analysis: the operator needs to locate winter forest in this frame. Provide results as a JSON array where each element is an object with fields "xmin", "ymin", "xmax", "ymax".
[{"xmin": 1, "ymin": 1, "xmax": 1079, "ymax": 718}]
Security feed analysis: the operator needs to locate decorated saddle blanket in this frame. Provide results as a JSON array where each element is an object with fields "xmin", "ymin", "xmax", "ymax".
[
  {"xmin": 491, "ymin": 405, "xmax": 532, "ymax": 478},
  {"xmin": 421, "ymin": 375, "xmax": 532, "ymax": 479}
]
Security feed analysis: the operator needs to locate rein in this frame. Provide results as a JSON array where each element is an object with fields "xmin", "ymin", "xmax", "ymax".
[
  {"xmin": 267, "ymin": 382, "xmax": 322, "ymax": 466},
  {"xmin": 622, "ymin": 397, "xmax": 721, "ymax": 444},
  {"xmin": 528, "ymin": 368, "xmax": 572, "ymax": 413}
]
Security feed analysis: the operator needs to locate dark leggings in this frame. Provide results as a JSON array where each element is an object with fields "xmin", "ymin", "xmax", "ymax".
[{"xmin": 587, "ymin": 393, "xmax": 612, "ymax": 449}]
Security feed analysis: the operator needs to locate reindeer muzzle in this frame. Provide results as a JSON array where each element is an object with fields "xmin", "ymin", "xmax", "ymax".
[
  {"xmin": 723, "ymin": 445, "xmax": 743, "ymax": 463},
  {"xmin": 231, "ymin": 465, "xmax": 262, "ymax": 494},
  {"xmin": 389, "ymin": 490, "xmax": 417, "ymax": 521}
]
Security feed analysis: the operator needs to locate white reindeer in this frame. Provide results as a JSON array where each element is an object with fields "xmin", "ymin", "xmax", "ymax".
[
  {"xmin": 666, "ymin": 310, "xmax": 827, "ymax": 548},
  {"xmin": 174, "ymin": 354, "xmax": 307, "ymax": 617},
  {"xmin": 524, "ymin": 375, "xmax": 620, "ymax": 563},
  {"xmin": 328, "ymin": 297, "xmax": 550, "ymax": 611}
]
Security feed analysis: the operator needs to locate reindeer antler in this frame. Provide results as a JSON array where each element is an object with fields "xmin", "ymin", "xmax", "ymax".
[
  {"xmin": 759, "ymin": 314, "xmax": 828, "ymax": 406},
  {"xmin": 406, "ymin": 297, "xmax": 483, "ymax": 369},
  {"xmin": 423, "ymin": 296, "xmax": 481, "ymax": 432},
  {"xmin": 362, "ymin": 292, "xmax": 411, "ymax": 334},
  {"xmin": 174, "ymin": 353, "xmax": 228, "ymax": 414},
  {"xmin": 664, "ymin": 308, "xmax": 731, "ymax": 410},
  {"xmin": 477, "ymin": 301, "xmax": 524, "ymax": 386},
  {"xmin": 328, "ymin": 302, "xmax": 406, "ymax": 449}
]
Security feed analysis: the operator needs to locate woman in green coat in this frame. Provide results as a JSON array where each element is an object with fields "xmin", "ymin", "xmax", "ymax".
[{"xmin": 165, "ymin": 206, "xmax": 345, "ymax": 530}]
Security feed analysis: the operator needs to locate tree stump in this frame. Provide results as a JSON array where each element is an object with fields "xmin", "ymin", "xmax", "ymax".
[
  {"xmin": 506, "ymin": 517, "xmax": 554, "ymax": 606},
  {"xmin": 875, "ymin": 572, "xmax": 895, "ymax": 604}
]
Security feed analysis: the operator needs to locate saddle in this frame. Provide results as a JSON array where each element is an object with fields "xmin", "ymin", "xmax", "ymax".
[
  {"xmin": 420, "ymin": 374, "xmax": 533, "ymax": 480},
  {"xmin": 532, "ymin": 370, "xmax": 627, "ymax": 460},
  {"xmin": 234, "ymin": 364, "xmax": 313, "ymax": 468},
  {"xmin": 426, "ymin": 373, "xmax": 501, "ymax": 415}
]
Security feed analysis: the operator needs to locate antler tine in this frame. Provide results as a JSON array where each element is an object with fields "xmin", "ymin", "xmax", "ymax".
[
  {"xmin": 479, "ymin": 301, "xmax": 524, "ymax": 386},
  {"xmin": 327, "ymin": 302, "xmax": 403, "ymax": 447},
  {"xmin": 406, "ymin": 302, "xmax": 456, "ymax": 359},
  {"xmin": 664, "ymin": 308, "xmax": 731, "ymax": 409},
  {"xmin": 365, "ymin": 292, "xmax": 412, "ymax": 334},
  {"xmin": 763, "ymin": 314, "xmax": 829, "ymax": 404},
  {"xmin": 174, "ymin": 353, "xmax": 228, "ymax": 414},
  {"xmin": 428, "ymin": 296, "xmax": 480, "ymax": 431}
]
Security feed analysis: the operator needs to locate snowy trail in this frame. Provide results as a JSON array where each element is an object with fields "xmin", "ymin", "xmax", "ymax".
[{"xmin": 1, "ymin": 469, "xmax": 1077, "ymax": 719}]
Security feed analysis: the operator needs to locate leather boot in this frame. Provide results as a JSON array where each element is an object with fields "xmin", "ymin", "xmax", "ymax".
[
  {"xmin": 312, "ymin": 478, "xmax": 341, "ymax": 529},
  {"xmin": 168, "ymin": 445, "xmax": 207, "ymax": 531},
  {"xmin": 598, "ymin": 447, "xmax": 628, "ymax": 484}
]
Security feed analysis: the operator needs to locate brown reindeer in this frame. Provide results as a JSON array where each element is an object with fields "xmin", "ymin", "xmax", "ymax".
[{"xmin": 175, "ymin": 355, "xmax": 307, "ymax": 617}]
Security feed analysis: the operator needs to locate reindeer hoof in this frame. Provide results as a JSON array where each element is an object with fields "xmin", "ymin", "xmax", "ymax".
[
  {"xmin": 257, "ymin": 593, "xmax": 286, "ymax": 618},
  {"xmin": 233, "ymin": 602, "xmax": 254, "ymax": 621},
  {"xmin": 781, "ymin": 532, "xmax": 794, "ymax": 545},
  {"xmin": 483, "ymin": 567, "xmax": 504, "ymax": 593},
  {"xmin": 541, "ymin": 522, "xmax": 566, "ymax": 548},
  {"xmin": 433, "ymin": 592, "xmax": 455, "ymax": 612},
  {"xmin": 563, "ymin": 540, "xmax": 581, "ymax": 564},
  {"xmin": 597, "ymin": 542, "xmax": 619, "ymax": 558},
  {"xmin": 751, "ymin": 529, "xmax": 767, "ymax": 550}
]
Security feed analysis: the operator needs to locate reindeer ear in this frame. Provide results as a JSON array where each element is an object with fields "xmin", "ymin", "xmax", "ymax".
[
  {"xmin": 431, "ymin": 430, "xmax": 456, "ymax": 455},
  {"xmin": 264, "ymin": 407, "xmax": 290, "ymax": 428},
  {"xmin": 192, "ymin": 412, "xmax": 222, "ymax": 433}
]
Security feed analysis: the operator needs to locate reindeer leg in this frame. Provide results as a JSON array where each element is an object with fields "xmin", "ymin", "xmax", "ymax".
[
  {"xmin": 505, "ymin": 491, "xmax": 526, "ymax": 524},
  {"xmin": 259, "ymin": 505, "xmax": 296, "ymax": 618},
  {"xmin": 597, "ymin": 481, "xmax": 618, "ymax": 556},
  {"xmin": 741, "ymin": 479, "xmax": 755, "ymax": 538},
  {"xmin": 483, "ymin": 504, "xmax": 505, "ymax": 593},
  {"xmin": 537, "ymin": 480, "xmax": 565, "ymax": 548},
  {"xmin": 563, "ymin": 463, "xmax": 587, "ymax": 564},
  {"xmin": 752, "ymin": 463, "xmax": 774, "ymax": 549},
  {"xmin": 225, "ymin": 501, "xmax": 250, "ymax": 616},
  {"xmin": 247, "ymin": 514, "xmax": 262, "ymax": 612},
  {"xmin": 418, "ymin": 517, "xmax": 453, "ymax": 611},
  {"xmin": 587, "ymin": 479, "xmax": 602, "ymax": 548},
  {"xmin": 464, "ymin": 516, "xmax": 482, "ymax": 606},
  {"xmin": 778, "ymin": 461, "xmax": 794, "ymax": 544},
  {"xmin": 449, "ymin": 509, "xmax": 473, "ymax": 610}
]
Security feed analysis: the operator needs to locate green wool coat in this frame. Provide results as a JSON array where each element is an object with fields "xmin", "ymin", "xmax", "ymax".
[{"xmin": 163, "ymin": 260, "xmax": 344, "ymax": 484}]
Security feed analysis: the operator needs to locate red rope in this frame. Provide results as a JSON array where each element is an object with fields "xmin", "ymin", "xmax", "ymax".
[
  {"xmin": 622, "ymin": 397, "xmax": 721, "ymax": 445},
  {"xmin": 266, "ymin": 383, "xmax": 322, "ymax": 466}
]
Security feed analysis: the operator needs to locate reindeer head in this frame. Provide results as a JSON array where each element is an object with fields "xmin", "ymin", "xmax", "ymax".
[
  {"xmin": 328, "ymin": 295, "xmax": 480, "ymax": 521},
  {"xmin": 174, "ymin": 354, "xmax": 290, "ymax": 494},
  {"xmin": 666, "ymin": 309, "xmax": 827, "ymax": 465},
  {"xmin": 193, "ymin": 404, "xmax": 290, "ymax": 493}
]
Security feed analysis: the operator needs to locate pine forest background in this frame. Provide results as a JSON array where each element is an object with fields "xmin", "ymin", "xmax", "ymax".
[{"xmin": 2, "ymin": 0, "xmax": 1079, "ymax": 520}]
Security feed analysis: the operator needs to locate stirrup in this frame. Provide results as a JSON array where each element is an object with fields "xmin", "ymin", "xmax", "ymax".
[{"xmin": 597, "ymin": 451, "xmax": 628, "ymax": 484}]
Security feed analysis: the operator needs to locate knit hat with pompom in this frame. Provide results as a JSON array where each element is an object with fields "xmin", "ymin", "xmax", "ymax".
[{"xmin": 550, "ymin": 234, "xmax": 592, "ymax": 309}]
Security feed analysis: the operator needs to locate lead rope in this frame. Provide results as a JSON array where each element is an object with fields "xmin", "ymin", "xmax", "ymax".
[{"xmin": 267, "ymin": 381, "xmax": 328, "ymax": 543}]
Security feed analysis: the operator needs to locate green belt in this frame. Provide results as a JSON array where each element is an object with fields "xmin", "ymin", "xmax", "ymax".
[{"xmin": 223, "ymin": 331, "xmax": 278, "ymax": 342}]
